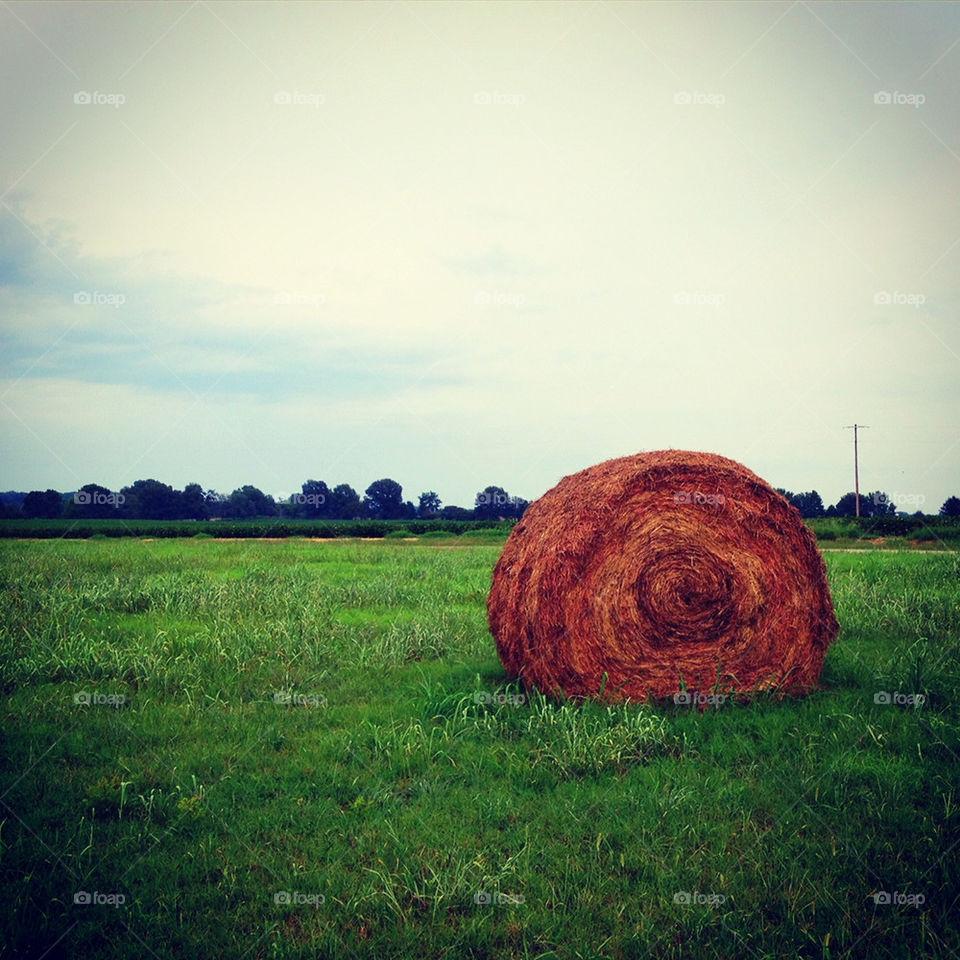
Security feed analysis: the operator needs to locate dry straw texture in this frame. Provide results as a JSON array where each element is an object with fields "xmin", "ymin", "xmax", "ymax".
[{"xmin": 487, "ymin": 450, "xmax": 839, "ymax": 703}]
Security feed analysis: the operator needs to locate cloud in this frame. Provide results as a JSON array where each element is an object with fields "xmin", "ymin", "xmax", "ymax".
[
  {"xmin": 0, "ymin": 205, "xmax": 466, "ymax": 404},
  {"xmin": 442, "ymin": 244, "xmax": 540, "ymax": 277}
]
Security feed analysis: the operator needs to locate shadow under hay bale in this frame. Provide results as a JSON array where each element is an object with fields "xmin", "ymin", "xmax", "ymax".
[{"xmin": 487, "ymin": 450, "xmax": 839, "ymax": 704}]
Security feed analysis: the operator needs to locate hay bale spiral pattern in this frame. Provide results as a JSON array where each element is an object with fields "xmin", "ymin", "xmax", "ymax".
[{"xmin": 487, "ymin": 450, "xmax": 838, "ymax": 702}]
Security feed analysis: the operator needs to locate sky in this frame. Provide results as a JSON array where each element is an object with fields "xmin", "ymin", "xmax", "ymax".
[{"xmin": 1, "ymin": 1, "xmax": 958, "ymax": 511}]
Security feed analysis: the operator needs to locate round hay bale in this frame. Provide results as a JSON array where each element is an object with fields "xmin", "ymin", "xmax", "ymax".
[{"xmin": 487, "ymin": 450, "xmax": 838, "ymax": 703}]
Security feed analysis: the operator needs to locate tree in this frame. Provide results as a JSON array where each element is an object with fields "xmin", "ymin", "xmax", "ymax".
[
  {"xmin": 181, "ymin": 483, "xmax": 208, "ymax": 520},
  {"xmin": 833, "ymin": 492, "xmax": 859, "ymax": 517},
  {"xmin": 65, "ymin": 483, "xmax": 122, "ymax": 519},
  {"xmin": 364, "ymin": 479, "xmax": 405, "ymax": 519},
  {"xmin": 418, "ymin": 491, "xmax": 442, "ymax": 517},
  {"xmin": 775, "ymin": 489, "xmax": 824, "ymax": 518},
  {"xmin": 793, "ymin": 490, "xmax": 825, "ymax": 518},
  {"xmin": 328, "ymin": 483, "xmax": 362, "ymax": 519},
  {"xmin": 509, "ymin": 496, "xmax": 530, "ymax": 518},
  {"xmin": 119, "ymin": 479, "xmax": 181, "ymax": 520},
  {"xmin": 21, "ymin": 489, "xmax": 63, "ymax": 519},
  {"xmin": 475, "ymin": 485, "xmax": 510, "ymax": 520},
  {"xmin": 865, "ymin": 491, "xmax": 895, "ymax": 517},
  {"xmin": 440, "ymin": 504, "xmax": 474, "ymax": 521},
  {"xmin": 225, "ymin": 485, "xmax": 277, "ymax": 518},
  {"xmin": 204, "ymin": 489, "xmax": 227, "ymax": 519},
  {"xmin": 833, "ymin": 490, "xmax": 893, "ymax": 518},
  {"xmin": 941, "ymin": 496, "xmax": 960, "ymax": 517},
  {"xmin": 296, "ymin": 479, "xmax": 330, "ymax": 518}
]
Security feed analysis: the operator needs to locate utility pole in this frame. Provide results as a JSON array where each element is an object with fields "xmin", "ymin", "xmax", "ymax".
[{"xmin": 844, "ymin": 424, "xmax": 870, "ymax": 517}]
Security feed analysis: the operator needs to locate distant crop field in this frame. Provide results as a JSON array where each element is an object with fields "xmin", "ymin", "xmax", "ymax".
[
  {"xmin": 1, "ymin": 538, "xmax": 958, "ymax": 959},
  {"xmin": 0, "ymin": 517, "xmax": 516, "ymax": 540},
  {"xmin": 2, "ymin": 516, "xmax": 959, "ymax": 549}
]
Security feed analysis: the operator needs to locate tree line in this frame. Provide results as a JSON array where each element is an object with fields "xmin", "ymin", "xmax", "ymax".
[
  {"xmin": 3, "ymin": 480, "xmax": 959, "ymax": 522},
  {"xmin": 1, "ymin": 479, "xmax": 531, "ymax": 522},
  {"xmin": 774, "ymin": 489, "xmax": 960, "ymax": 518}
]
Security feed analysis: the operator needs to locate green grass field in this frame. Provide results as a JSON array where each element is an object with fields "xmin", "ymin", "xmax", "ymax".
[{"xmin": 1, "ymin": 538, "xmax": 958, "ymax": 959}]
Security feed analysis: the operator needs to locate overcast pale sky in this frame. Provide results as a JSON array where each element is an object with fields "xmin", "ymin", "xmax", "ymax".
[{"xmin": 1, "ymin": 1, "xmax": 957, "ymax": 510}]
